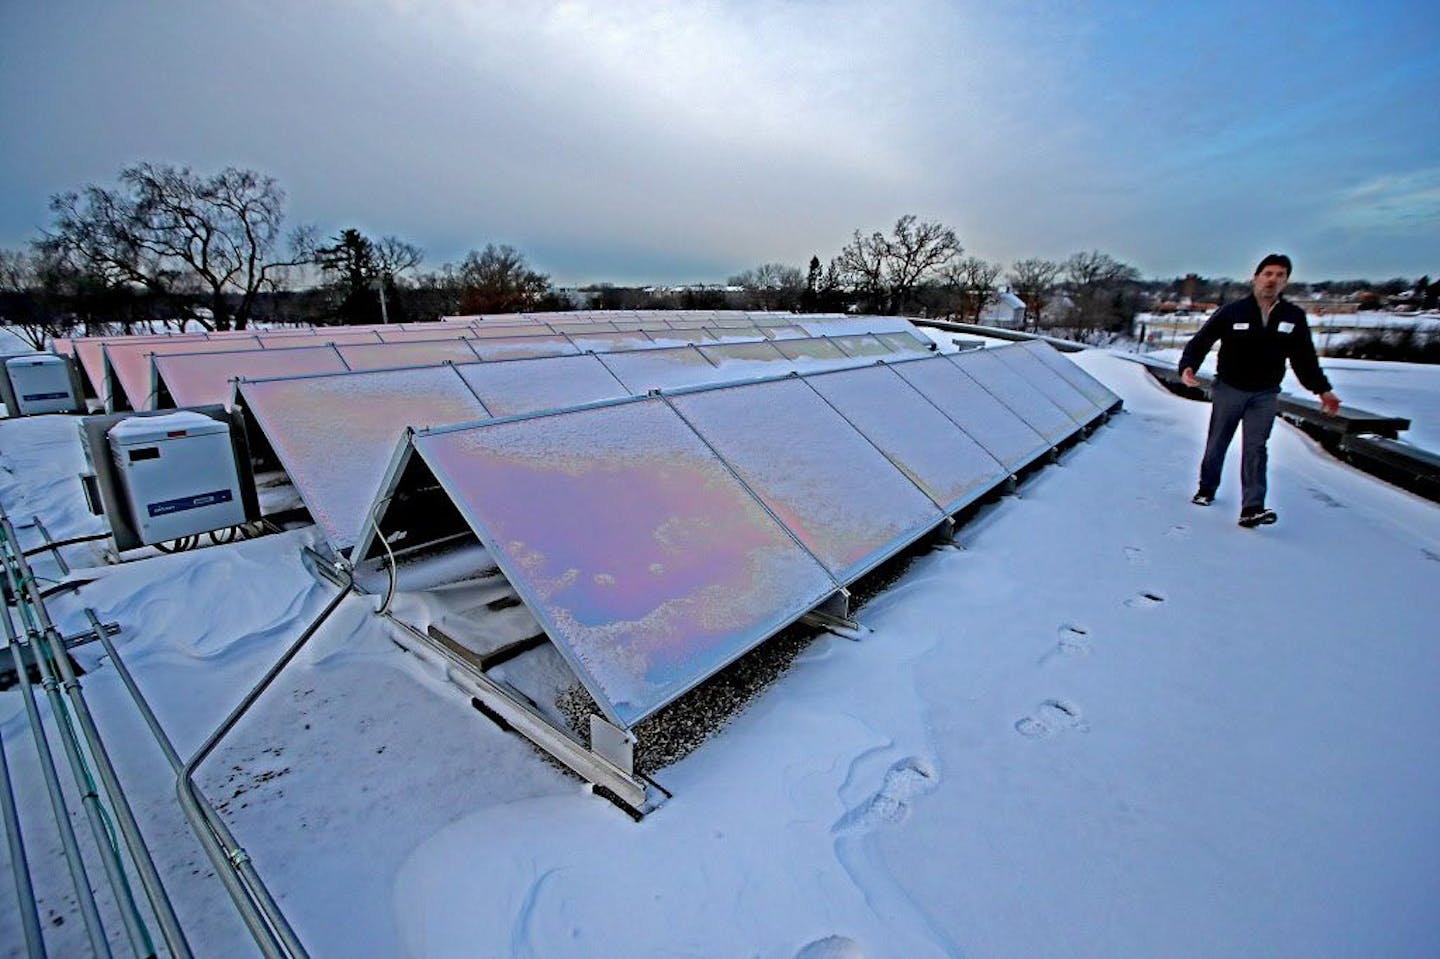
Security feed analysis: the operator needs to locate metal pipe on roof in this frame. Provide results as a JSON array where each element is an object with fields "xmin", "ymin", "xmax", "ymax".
[
  {"xmin": 0, "ymin": 601, "xmax": 110, "ymax": 958},
  {"xmin": 0, "ymin": 697, "xmax": 47, "ymax": 958},
  {"xmin": 175, "ymin": 553, "xmax": 353, "ymax": 959}
]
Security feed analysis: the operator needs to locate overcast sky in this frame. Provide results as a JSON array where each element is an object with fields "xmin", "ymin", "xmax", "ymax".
[{"xmin": 2, "ymin": 1, "xmax": 1437, "ymax": 285}]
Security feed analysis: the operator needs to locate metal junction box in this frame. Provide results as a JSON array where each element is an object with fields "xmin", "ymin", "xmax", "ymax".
[
  {"xmin": 2, "ymin": 353, "xmax": 83, "ymax": 416},
  {"xmin": 107, "ymin": 411, "xmax": 247, "ymax": 546}
]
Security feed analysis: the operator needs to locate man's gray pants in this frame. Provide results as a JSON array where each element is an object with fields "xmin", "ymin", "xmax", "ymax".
[{"xmin": 1198, "ymin": 379, "xmax": 1280, "ymax": 510}]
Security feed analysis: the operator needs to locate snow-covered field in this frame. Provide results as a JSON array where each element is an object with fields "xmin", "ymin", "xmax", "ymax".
[{"xmin": 2, "ymin": 350, "xmax": 1438, "ymax": 958}]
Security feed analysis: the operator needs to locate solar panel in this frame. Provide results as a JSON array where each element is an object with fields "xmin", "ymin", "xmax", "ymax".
[
  {"xmin": 796, "ymin": 316, "xmax": 918, "ymax": 337},
  {"xmin": 888, "ymin": 355, "xmax": 1050, "ymax": 471},
  {"xmin": 701, "ymin": 341, "xmax": 787, "ymax": 362},
  {"xmin": 666, "ymin": 378, "xmax": 946, "ymax": 582},
  {"xmin": 374, "ymin": 327, "xmax": 474, "ymax": 342},
  {"xmin": 455, "ymin": 354, "xmax": 627, "ymax": 417},
  {"xmin": 830, "ymin": 334, "xmax": 895, "ymax": 358},
  {"xmin": 949, "ymin": 347, "xmax": 1077, "ymax": 442},
  {"xmin": 240, "ymin": 365, "xmax": 489, "ymax": 553},
  {"xmin": 565, "ymin": 330, "xmax": 656, "ymax": 352},
  {"xmin": 773, "ymin": 338, "xmax": 848, "ymax": 361},
  {"xmin": 1015, "ymin": 340, "xmax": 1120, "ymax": 410},
  {"xmin": 804, "ymin": 365, "xmax": 1009, "ymax": 514},
  {"xmin": 104, "ymin": 336, "xmax": 261, "ymax": 410},
  {"xmin": 760, "ymin": 325, "xmax": 809, "ymax": 340},
  {"xmin": 337, "ymin": 339, "xmax": 482, "ymax": 371},
  {"xmin": 402, "ymin": 398, "xmax": 842, "ymax": 727},
  {"xmin": 593, "ymin": 347, "xmax": 723, "ymax": 393},
  {"xmin": 877, "ymin": 330, "xmax": 933, "ymax": 354},
  {"xmin": 468, "ymin": 335, "xmax": 581, "ymax": 360},
  {"xmin": 255, "ymin": 331, "xmax": 383, "ymax": 348},
  {"xmin": 987, "ymin": 343, "xmax": 1098, "ymax": 423},
  {"xmin": 154, "ymin": 345, "xmax": 347, "ymax": 408}
]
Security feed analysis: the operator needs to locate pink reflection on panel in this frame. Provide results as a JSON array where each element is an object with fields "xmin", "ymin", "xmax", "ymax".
[
  {"xmin": 104, "ymin": 336, "xmax": 259, "ymax": 409},
  {"xmin": 417, "ymin": 399, "xmax": 837, "ymax": 726},
  {"xmin": 669, "ymin": 378, "xmax": 944, "ymax": 582},
  {"xmin": 468, "ymin": 335, "xmax": 579, "ymax": 360},
  {"xmin": 243, "ymin": 366, "xmax": 488, "ymax": 551},
  {"xmin": 156, "ymin": 345, "xmax": 345, "ymax": 408},
  {"xmin": 455, "ymin": 354, "xmax": 625, "ymax": 417},
  {"xmin": 337, "ymin": 339, "xmax": 481, "ymax": 371}
]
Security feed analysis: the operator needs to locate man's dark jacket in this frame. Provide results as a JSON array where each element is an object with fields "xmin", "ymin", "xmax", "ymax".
[{"xmin": 1178, "ymin": 295, "xmax": 1332, "ymax": 394}]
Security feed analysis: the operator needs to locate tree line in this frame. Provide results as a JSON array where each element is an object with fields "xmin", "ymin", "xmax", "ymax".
[{"xmin": 2, "ymin": 162, "xmax": 1434, "ymax": 351}]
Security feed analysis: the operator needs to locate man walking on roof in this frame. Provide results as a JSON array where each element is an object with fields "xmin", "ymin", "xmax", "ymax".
[{"xmin": 1178, "ymin": 253, "xmax": 1341, "ymax": 528}]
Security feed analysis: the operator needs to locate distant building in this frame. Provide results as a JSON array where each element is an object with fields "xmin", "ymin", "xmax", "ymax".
[{"xmin": 978, "ymin": 291, "xmax": 1026, "ymax": 328}]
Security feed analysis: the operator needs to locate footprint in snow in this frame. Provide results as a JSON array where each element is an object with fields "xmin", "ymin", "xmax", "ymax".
[
  {"xmin": 1124, "ymin": 546, "xmax": 1147, "ymax": 565},
  {"xmin": 1015, "ymin": 699, "xmax": 1090, "ymax": 739},
  {"xmin": 1306, "ymin": 487, "xmax": 1346, "ymax": 509},
  {"xmin": 1163, "ymin": 524, "xmax": 1191, "ymax": 539},
  {"xmin": 1056, "ymin": 623, "xmax": 1091, "ymax": 656},
  {"xmin": 795, "ymin": 935, "xmax": 865, "ymax": 959},
  {"xmin": 831, "ymin": 757, "xmax": 938, "ymax": 834},
  {"xmin": 1125, "ymin": 591, "xmax": 1166, "ymax": 609}
]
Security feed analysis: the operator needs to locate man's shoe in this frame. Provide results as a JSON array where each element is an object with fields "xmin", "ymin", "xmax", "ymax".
[
  {"xmin": 1191, "ymin": 491, "xmax": 1215, "ymax": 506},
  {"xmin": 1238, "ymin": 507, "xmax": 1277, "ymax": 528}
]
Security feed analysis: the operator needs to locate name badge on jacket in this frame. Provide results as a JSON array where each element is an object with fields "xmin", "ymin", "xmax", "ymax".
[
  {"xmin": 1232, "ymin": 321, "xmax": 1251, "ymax": 330},
  {"xmin": 1277, "ymin": 321, "xmax": 1295, "ymax": 334}
]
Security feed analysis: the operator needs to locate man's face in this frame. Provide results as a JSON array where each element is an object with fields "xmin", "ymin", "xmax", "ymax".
[{"xmin": 1253, "ymin": 264, "xmax": 1289, "ymax": 300}]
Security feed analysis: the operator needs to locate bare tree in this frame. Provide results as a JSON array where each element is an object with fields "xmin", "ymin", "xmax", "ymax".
[
  {"xmin": 0, "ymin": 248, "xmax": 68, "ymax": 349},
  {"xmin": 834, "ymin": 215, "xmax": 962, "ymax": 314},
  {"xmin": 1061, "ymin": 250, "xmax": 1142, "ymax": 339},
  {"xmin": 374, "ymin": 235, "xmax": 424, "ymax": 279},
  {"xmin": 728, "ymin": 262, "xmax": 804, "ymax": 310},
  {"xmin": 940, "ymin": 255, "xmax": 1002, "ymax": 322},
  {"xmin": 40, "ymin": 163, "xmax": 311, "ymax": 330},
  {"xmin": 455, "ymin": 244, "xmax": 550, "ymax": 315},
  {"xmin": 1008, "ymin": 258, "xmax": 1061, "ymax": 330}
]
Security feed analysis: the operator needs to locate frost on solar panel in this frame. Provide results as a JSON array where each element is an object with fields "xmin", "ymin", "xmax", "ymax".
[
  {"xmin": 105, "ymin": 337, "xmax": 261, "ymax": 410},
  {"xmin": 595, "ymin": 347, "xmax": 722, "ymax": 393},
  {"xmin": 805, "ymin": 365, "xmax": 1008, "ymax": 513},
  {"xmin": 456, "ymin": 354, "xmax": 626, "ymax": 417},
  {"xmin": 701, "ymin": 341, "xmax": 786, "ymax": 362},
  {"xmin": 1017, "ymin": 340, "xmax": 1120, "ymax": 410},
  {"xmin": 667, "ymin": 378, "xmax": 945, "ymax": 583},
  {"xmin": 155, "ymin": 345, "xmax": 347, "ymax": 408},
  {"xmin": 337, "ymin": 339, "xmax": 481, "ymax": 371},
  {"xmin": 889, "ymin": 355, "xmax": 1050, "ymax": 471},
  {"xmin": 877, "ymin": 331, "xmax": 931, "ymax": 354},
  {"xmin": 773, "ymin": 338, "xmax": 847, "ymax": 361},
  {"xmin": 241, "ymin": 365, "xmax": 489, "ymax": 553},
  {"xmin": 407, "ymin": 398, "xmax": 841, "ymax": 727},
  {"xmin": 374, "ymin": 328, "xmax": 472, "ymax": 342},
  {"xmin": 830, "ymin": 334, "xmax": 893, "ymax": 358},
  {"xmin": 566, "ymin": 330, "xmax": 656, "ymax": 352},
  {"xmin": 950, "ymin": 347, "xmax": 1077, "ymax": 443},
  {"xmin": 468, "ymin": 335, "xmax": 580, "ymax": 360},
  {"xmin": 988, "ymin": 344, "xmax": 1097, "ymax": 422},
  {"xmin": 760, "ymin": 325, "xmax": 809, "ymax": 340}
]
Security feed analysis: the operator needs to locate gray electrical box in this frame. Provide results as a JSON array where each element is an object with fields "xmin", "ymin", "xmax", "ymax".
[
  {"xmin": 1, "ymin": 353, "xmax": 84, "ymax": 416},
  {"xmin": 107, "ymin": 411, "xmax": 247, "ymax": 546}
]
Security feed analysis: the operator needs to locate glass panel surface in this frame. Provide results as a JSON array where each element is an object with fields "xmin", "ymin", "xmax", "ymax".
[
  {"xmin": 950, "ymin": 348, "xmax": 1077, "ymax": 442},
  {"xmin": 375, "ymin": 328, "xmax": 472, "ymax": 342},
  {"xmin": 105, "ymin": 337, "xmax": 260, "ymax": 410},
  {"xmin": 889, "ymin": 356, "xmax": 1049, "ymax": 470},
  {"xmin": 774, "ymin": 338, "xmax": 847, "ymax": 361},
  {"xmin": 468, "ymin": 335, "xmax": 579, "ymax": 360},
  {"xmin": 701, "ymin": 341, "xmax": 786, "ymax": 362},
  {"xmin": 457, "ymin": 354, "xmax": 626, "ymax": 416},
  {"xmin": 989, "ymin": 344, "xmax": 1097, "ymax": 421},
  {"xmin": 806, "ymin": 366, "xmax": 1009, "ymax": 513},
  {"xmin": 830, "ymin": 334, "xmax": 893, "ymax": 357},
  {"xmin": 156, "ymin": 345, "xmax": 346, "ymax": 408},
  {"xmin": 565, "ymin": 330, "xmax": 655, "ymax": 352},
  {"xmin": 1018, "ymin": 340, "xmax": 1120, "ymax": 409},
  {"xmin": 797, "ymin": 316, "xmax": 917, "ymax": 337},
  {"xmin": 878, "ymin": 331, "xmax": 931, "ymax": 354},
  {"xmin": 414, "ymin": 398, "xmax": 839, "ymax": 727},
  {"xmin": 337, "ymin": 339, "xmax": 481, "ymax": 371},
  {"xmin": 242, "ymin": 365, "xmax": 488, "ymax": 552},
  {"xmin": 761, "ymin": 325, "xmax": 809, "ymax": 339},
  {"xmin": 257, "ymin": 331, "xmax": 383, "ymax": 348},
  {"xmin": 668, "ymin": 378, "xmax": 944, "ymax": 582},
  {"xmin": 596, "ymin": 347, "xmax": 722, "ymax": 393}
]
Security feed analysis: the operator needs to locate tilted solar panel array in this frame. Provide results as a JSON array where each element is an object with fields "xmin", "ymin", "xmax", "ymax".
[
  {"xmin": 355, "ymin": 343, "xmax": 1120, "ymax": 727},
  {"xmin": 238, "ymin": 334, "xmax": 935, "ymax": 553}
]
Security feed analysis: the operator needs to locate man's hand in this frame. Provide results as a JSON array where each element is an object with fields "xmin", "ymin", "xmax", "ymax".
[
  {"xmin": 1181, "ymin": 368, "xmax": 1199, "ymax": 388},
  {"xmin": 1320, "ymin": 391, "xmax": 1341, "ymax": 416}
]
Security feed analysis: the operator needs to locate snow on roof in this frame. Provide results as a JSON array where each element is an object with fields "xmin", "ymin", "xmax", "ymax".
[{"xmin": 1, "ymin": 348, "xmax": 1437, "ymax": 956}]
